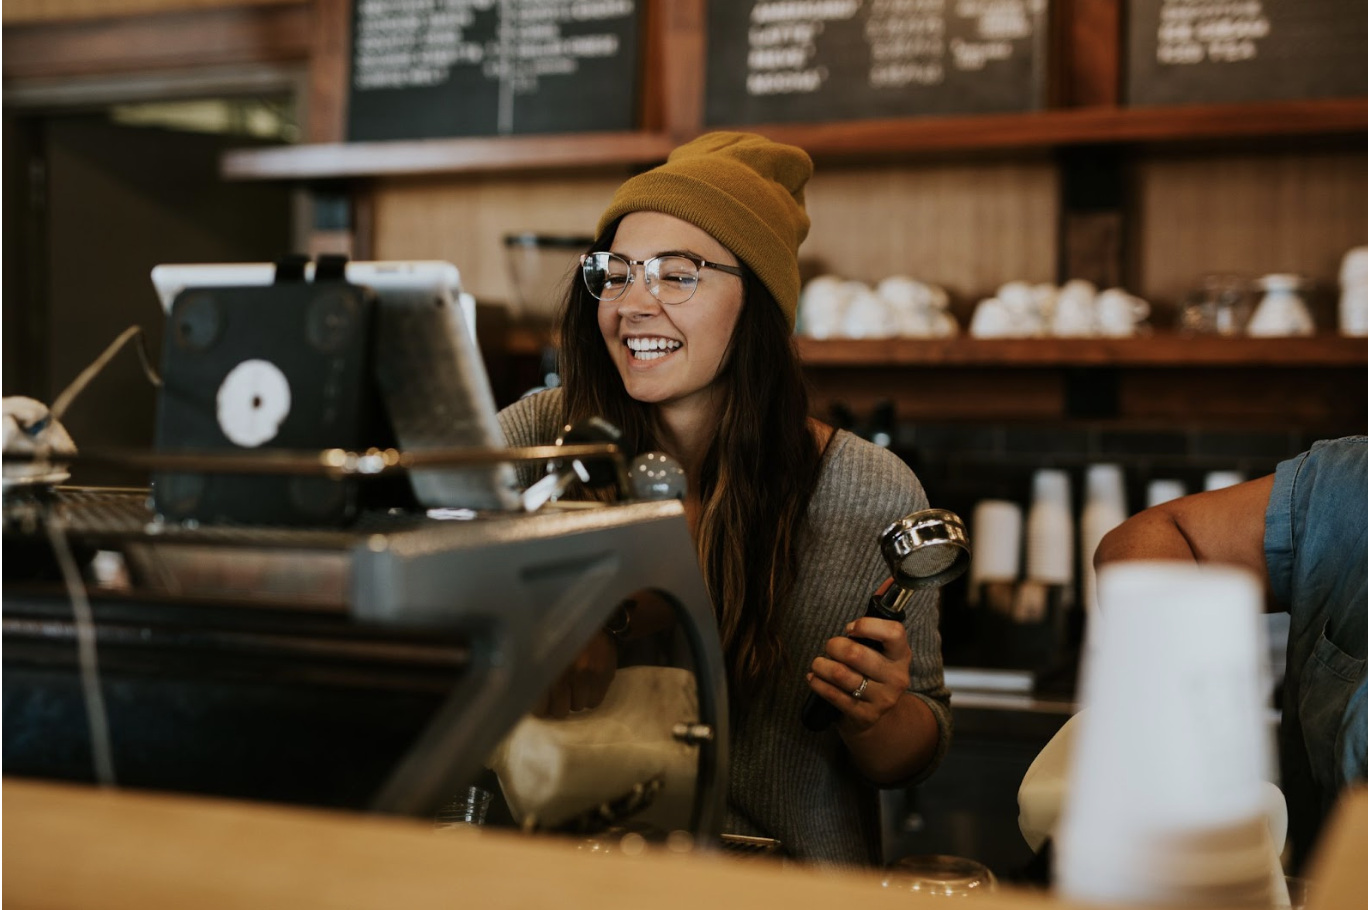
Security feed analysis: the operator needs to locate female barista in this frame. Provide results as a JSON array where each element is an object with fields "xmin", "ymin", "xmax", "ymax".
[{"xmin": 497, "ymin": 132, "xmax": 951, "ymax": 866}]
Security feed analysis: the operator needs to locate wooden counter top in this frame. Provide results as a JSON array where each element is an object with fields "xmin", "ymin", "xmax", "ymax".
[
  {"xmin": 1, "ymin": 778, "xmax": 1053, "ymax": 910},
  {"xmin": 6, "ymin": 778, "xmax": 1364, "ymax": 909}
]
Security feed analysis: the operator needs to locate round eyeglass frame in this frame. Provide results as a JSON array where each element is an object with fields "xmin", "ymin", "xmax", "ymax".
[{"xmin": 580, "ymin": 252, "xmax": 744, "ymax": 305}]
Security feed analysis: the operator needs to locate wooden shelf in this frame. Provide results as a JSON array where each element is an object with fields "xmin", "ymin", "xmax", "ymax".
[
  {"xmin": 760, "ymin": 98, "xmax": 1368, "ymax": 158},
  {"xmin": 795, "ymin": 334, "xmax": 1368, "ymax": 368},
  {"xmin": 221, "ymin": 98, "xmax": 1368, "ymax": 181},
  {"xmin": 222, "ymin": 131, "xmax": 678, "ymax": 181}
]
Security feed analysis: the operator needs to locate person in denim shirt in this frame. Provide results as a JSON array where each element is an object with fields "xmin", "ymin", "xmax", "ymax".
[{"xmin": 1096, "ymin": 436, "xmax": 1367, "ymax": 871}]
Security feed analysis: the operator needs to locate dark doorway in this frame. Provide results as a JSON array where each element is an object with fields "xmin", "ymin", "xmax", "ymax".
[{"xmin": 4, "ymin": 108, "xmax": 296, "ymax": 485}]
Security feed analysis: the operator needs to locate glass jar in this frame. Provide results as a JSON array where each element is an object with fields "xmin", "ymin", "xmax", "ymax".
[{"xmin": 1178, "ymin": 273, "xmax": 1252, "ymax": 336}]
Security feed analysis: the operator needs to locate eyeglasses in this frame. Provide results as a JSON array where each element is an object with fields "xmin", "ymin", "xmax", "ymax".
[{"xmin": 581, "ymin": 252, "xmax": 743, "ymax": 306}]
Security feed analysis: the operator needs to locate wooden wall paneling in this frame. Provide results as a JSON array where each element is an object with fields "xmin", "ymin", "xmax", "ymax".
[
  {"xmin": 1131, "ymin": 145, "xmax": 1368, "ymax": 323},
  {"xmin": 1117, "ymin": 368, "xmax": 1368, "ymax": 428},
  {"xmin": 370, "ymin": 172, "xmax": 631, "ymax": 311},
  {"xmin": 801, "ymin": 159, "xmax": 1059, "ymax": 317},
  {"xmin": 307, "ymin": 0, "xmax": 350, "ymax": 144},
  {"xmin": 804, "ymin": 367, "xmax": 1066, "ymax": 423},
  {"xmin": 1, "ymin": 3, "xmax": 312, "ymax": 79}
]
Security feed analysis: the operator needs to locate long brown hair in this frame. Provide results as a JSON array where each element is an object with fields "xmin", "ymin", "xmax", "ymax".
[{"xmin": 557, "ymin": 223, "xmax": 824, "ymax": 697}]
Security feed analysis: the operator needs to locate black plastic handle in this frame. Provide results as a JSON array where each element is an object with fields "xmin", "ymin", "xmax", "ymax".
[{"xmin": 800, "ymin": 593, "xmax": 903, "ymax": 731}]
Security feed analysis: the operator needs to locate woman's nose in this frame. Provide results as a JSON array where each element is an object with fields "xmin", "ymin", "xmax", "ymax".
[{"xmin": 617, "ymin": 270, "xmax": 662, "ymax": 316}]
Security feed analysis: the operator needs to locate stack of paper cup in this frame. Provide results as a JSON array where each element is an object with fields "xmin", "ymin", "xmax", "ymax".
[
  {"xmin": 1026, "ymin": 469, "xmax": 1073, "ymax": 586},
  {"xmin": 970, "ymin": 500, "xmax": 1023, "ymax": 585},
  {"xmin": 1080, "ymin": 465, "xmax": 1127, "ymax": 617},
  {"xmin": 1146, "ymin": 478, "xmax": 1187, "ymax": 508},
  {"xmin": 1056, "ymin": 561, "xmax": 1275, "ymax": 906}
]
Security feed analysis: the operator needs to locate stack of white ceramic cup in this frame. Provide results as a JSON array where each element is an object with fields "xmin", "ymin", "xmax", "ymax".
[
  {"xmin": 1056, "ymin": 562, "xmax": 1277, "ymax": 906},
  {"xmin": 1079, "ymin": 465, "xmax": 1127, "ymax": 618},
  {"xmin": 1026, "ymin": 469, "xmax": 1073, "ymax": 588}
]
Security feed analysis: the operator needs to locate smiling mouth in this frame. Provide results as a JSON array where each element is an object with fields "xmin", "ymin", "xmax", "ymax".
[{"xmin": 626, "ymin": 337, "xmax": 682, "ymax": 361}]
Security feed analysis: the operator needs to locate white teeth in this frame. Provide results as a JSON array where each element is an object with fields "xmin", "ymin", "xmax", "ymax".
[{"xmin": 626, "ymin": 337, "xmax": 681, "ymax": 358}]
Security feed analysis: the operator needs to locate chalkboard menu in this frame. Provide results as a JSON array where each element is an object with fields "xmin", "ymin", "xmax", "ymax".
[
  {"xmin": 705, "ymin": 0, "xmax": 1049, "ymax": 126},
  {"xmin": 1127, "ymin": 0, "xmax": 1368, "ymax": 106},
  {"xmin": 347, "ymin": 0, "xmax": 641, "ymax": 142}
]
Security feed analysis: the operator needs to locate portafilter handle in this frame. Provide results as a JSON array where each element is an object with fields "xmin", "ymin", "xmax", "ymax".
[
  {"xmin": 801, "ymin": 508, "xmax": 971, "ymax": 732},
  {"xmin": 520, "ymin": 417, "xmax": 630, "ymax": 511}
]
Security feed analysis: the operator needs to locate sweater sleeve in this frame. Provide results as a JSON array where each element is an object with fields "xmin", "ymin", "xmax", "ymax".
[
  {"xmin": 496, "ymin": 388, "xmax": 565, "ymax": 490},
  {"xmin": 801, "ymin": 433, "xmax": 953, "ymax": 787}
]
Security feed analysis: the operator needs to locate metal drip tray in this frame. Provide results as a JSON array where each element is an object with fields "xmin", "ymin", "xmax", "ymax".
[
  {"xmin": 5, "ymin": 487, "xmax": 523, "ymax": 610},
  {"xmin": 8, "ymin": 486, "xmax": 434, "ymax": 546}
]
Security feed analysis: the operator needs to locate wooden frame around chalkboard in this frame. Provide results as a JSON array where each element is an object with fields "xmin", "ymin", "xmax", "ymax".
[
  {"xmin": 304, "ymin": 0, "xmax": 706, "ymax": 147},
  {"xmin": 219, "ymin": 0, "xmax": 1368, "ymax": 179},
  {"xmin": 6, "ymin": 0, "xmax": 1368, "ymax": 175}
]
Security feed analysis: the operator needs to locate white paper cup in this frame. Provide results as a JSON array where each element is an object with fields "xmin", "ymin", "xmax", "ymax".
[
  {"xmin": 1026, "ymin": 469, "xmax": 1073, "ymax": 584},
  {"xmin": 970, "ymin": 499, "xmax": 1023, "ymax": 585},
  {"xmin": 1080, "ymin": 464, "xmax": 1126, "ymax": 616},
  {"xmin": 1057, "ymin": 561, "xmax": 1273, "ymax": 906}
]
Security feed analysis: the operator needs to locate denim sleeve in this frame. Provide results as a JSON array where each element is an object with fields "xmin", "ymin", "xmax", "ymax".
[
  {"xmin": 1264, "ymin": 436, "xmax": 1368, "ymax": 614},
  {"xmin": 1264, "ymin": 450, "xmax": 1306, "ymax": 609},
  {"xmin": 1268, "ymin": 436, "xmax": 1368, "ymax": 811}
]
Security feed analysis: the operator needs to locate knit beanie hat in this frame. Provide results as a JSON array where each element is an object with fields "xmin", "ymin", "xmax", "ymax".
[{"xmin": 597, "ymin": 131, "xmax": 812, "ymax": 330}]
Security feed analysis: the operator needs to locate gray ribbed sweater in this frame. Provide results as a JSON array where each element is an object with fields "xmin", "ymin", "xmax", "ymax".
[{"xmin": 497, "ymin": 388, "xmax": 952, "ymax": 866}]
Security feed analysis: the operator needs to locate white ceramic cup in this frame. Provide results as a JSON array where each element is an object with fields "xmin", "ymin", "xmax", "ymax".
[
  {"xmin": 797, "ymin": 276, "xmax": 849, "ymax": 339},
  {"xmin": 1094, "ymin": 288, "xmax": 1150, "ymax": 337},
  {"xmin": 968, "ymin": 298, "xmax": 1014, "ymax": 338},
  {"xmin": 1051, "ymin": 284, "xmax": 1095, "ymax": 337}
]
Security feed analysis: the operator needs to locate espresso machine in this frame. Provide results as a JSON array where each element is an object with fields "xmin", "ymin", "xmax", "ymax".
[{"xmin": 2, "ymin": 261, "xmax": 728, "ymax": 842}]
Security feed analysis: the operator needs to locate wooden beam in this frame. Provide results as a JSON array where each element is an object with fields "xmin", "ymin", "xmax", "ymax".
[
  {"xmin": 2, "ymin": 0, "xmax": 301, "ymax": 25},
  {"xmin": 307, "ymin": 0, "xmax": 349, "ymax": 143},
  {"xmin": 655, "ymin": 0, "xmax": 705, "ymax": 141},
  {"xmin": 2, "ymin": 3, "xmax": 312, "ymax": 80},
  {"xmin": 1054, "ymin": 0, "xmax": 1122, "ymax": 108}
]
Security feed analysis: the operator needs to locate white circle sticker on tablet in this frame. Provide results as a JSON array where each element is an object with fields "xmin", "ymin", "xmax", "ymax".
[{"xmin": 216, "ymin": 359, "xmax": 291, "ymax": 448}]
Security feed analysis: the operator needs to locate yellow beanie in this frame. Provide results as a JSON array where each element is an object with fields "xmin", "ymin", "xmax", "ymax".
[{"xmin": 597, "ymin": 131, "xmax": 812, "ymax": 330}]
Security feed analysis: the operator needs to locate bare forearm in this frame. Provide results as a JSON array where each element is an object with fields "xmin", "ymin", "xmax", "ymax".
[
  {"xmin": 838, "ymin": 691, "xmax": 940, "ymax": 785},
  {"xmin": 1095, "ymin": 475, "xmax": 1273, "ymax": 579}
]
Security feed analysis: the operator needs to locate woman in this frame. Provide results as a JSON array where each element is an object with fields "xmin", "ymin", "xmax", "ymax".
[{"xmin": 497, "ymin": 132, "xmax": 951, "ymax": 866}]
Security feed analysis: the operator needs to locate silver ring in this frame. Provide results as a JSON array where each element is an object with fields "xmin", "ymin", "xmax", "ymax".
[{"xmin": 851, "ymin": 677, "xmax": 869, "ymax": 700}]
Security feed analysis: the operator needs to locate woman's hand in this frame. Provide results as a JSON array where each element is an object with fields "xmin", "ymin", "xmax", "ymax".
[
  {"xmin": 806, "ymin": 616, "xmax": 912, "ymax": 732},
  {"xmin": 534, "ymin": 631, "xmax": 619, "ymax": 719}
]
